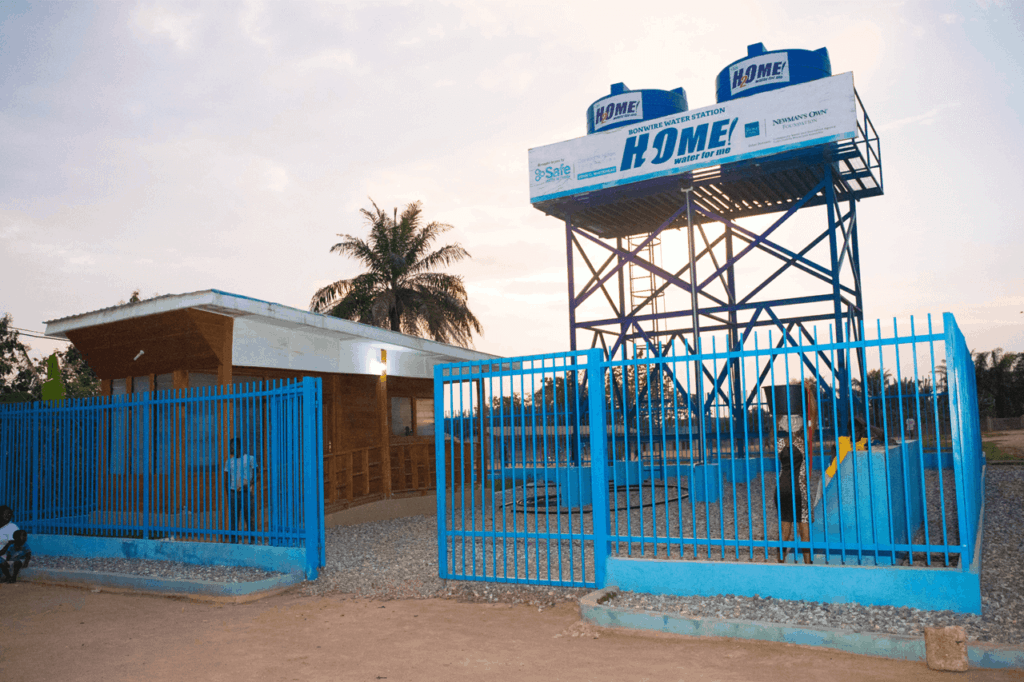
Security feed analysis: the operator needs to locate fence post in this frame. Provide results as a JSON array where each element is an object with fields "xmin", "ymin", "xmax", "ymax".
[
  {"xmin": 301, "ymin": 377, "xmax": 322, "ymax": 580},
  {"xmin": 434, "ymin": 363, "xmax": 448, "ymax": 580},
  {"xmin": 586, "ymin": 348, "xmax": 609, "ymax": 587},
  {"xmin": 943, "ymin": 313, "xmax": 973, "ymax": 567},
  {"xmin": 34, "ymin": 406, "xmax": 42, "ymax": 529},
  {"xmin": 143, "ymin": 392, "xmax": 151, "ymax": 540}
]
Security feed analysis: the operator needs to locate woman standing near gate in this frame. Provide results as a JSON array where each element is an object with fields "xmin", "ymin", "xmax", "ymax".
[{"xmin": 775, "ymin": 381, "xmax": 817, "ymax": 564}]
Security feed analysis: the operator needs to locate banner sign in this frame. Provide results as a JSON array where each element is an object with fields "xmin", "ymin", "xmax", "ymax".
[
  {"xmin": 730, "ymin": 51, "xmax": 790, "ymax": 96},
  {"xmin": 529, "ymin": 72, "xmax": 855, "ymax": 204},
  {"xmin": 592, "ymin": 92, "xmax": 644, "ymax": 132}
]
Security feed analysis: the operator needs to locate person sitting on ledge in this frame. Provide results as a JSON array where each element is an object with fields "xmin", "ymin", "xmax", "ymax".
[
  {"xmin": 0, "ymin": 529, "xmax": 31, "ymax": 583},
  {"xmin": 0, "ymin": 506, "xmax": 18, "ymax": 546}
]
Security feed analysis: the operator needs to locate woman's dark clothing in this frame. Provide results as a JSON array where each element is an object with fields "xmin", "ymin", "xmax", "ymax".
[{"xmin": 775, "ymin": 433, "xmax": 808, "ymax": 524}]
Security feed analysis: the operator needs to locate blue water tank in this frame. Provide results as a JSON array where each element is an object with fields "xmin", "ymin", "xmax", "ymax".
[
  {"xmin": 715, "ymin": 43, "xmax": 831, "ymax": 103},
  {"xmin": 586, "ymin": 83, "xmax": 687, "ymax": 135}
]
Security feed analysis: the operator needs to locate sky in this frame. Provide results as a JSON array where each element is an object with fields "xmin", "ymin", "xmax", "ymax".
[{"xmin": 1, "ymin": 0, "xmax": 1022, "ymax": 363}]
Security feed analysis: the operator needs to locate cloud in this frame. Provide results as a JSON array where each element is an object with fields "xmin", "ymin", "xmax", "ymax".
[
  {"xmin": 133, "ymin": 4, "xmax": 200, "ymax": 50},
  {"xmin": 877, "ymin": 102, "xmax": 961, "ymax": 132},
  {"xmin": 250, "ymin": 160, "xmax": 290, "ymax": 193},
  {"xmin": 295, "ymin": 48, "xmax": 358, "ymax": 74},
  {"xmin": 468, "ymin": 283, "xmax": 564, "ymax": 306},
  {"xmin": 3, "ymin": 0, "xmax": 1023, "ymax": 360},
  {"xmin": 939, "ymin": 13, "xmax": 964, "ymax": 24},
  {"xmin": 477, "ymin": 53, "xmax": 534, "ymax": 93},
  {"xmin": 239, "ymin": 0, "xmax": 273, "ymax": 47}
]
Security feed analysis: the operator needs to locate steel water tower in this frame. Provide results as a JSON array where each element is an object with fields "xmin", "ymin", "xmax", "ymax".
[{"xmin": 528, "ymin": 43, "xmax": 882, "ymax": 439}]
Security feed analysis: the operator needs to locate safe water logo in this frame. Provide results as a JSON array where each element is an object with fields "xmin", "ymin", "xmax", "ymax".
[
  {"xmin": 534, "ymin": 161, "xmax": 572, "ymax": 184},
  {"xmin": 593, "ymin": 93, "xmax": 644, "ymax": 132},
  {"xmin": 729, "ymin": 52, "xmax": 790, "ymax": 96}
]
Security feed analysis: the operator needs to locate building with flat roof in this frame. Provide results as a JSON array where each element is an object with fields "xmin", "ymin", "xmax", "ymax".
[{"xmin": 44, "ymin": 289, "xmax": 498, "ymax": 514}]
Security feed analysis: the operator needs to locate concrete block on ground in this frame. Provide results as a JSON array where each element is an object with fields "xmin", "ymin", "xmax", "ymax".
[{"xmin": 925, "ymin": 625, "xmax": 969, "ymax": 672}]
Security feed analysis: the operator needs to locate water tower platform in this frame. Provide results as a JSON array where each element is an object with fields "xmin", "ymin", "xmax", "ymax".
[{"xmin": 532, "ymin": 92, "xmax": 881, "ymax": 239}]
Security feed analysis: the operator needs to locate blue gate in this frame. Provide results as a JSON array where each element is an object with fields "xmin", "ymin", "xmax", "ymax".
[
  {"xmin": 0, "ymin": 377, "xmax": 325, "ymax": 578},
  {"xmin": 436, "ymin": 314, "xmax": 985, "ymax": 613},
  {"xmin": 435, "ymin": 350, "xmax": 608, "ymax": 587}
]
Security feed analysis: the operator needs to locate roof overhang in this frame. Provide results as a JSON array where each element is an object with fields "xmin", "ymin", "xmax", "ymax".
[{"xmin": 44, "ymin": 290, "xmax": 499, "ymax": 377}]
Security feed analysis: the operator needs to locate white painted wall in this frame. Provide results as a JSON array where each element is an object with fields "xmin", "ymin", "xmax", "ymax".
[{"xmin": 232, "ymin": 317, "xmax": 436, "ymax": 378}]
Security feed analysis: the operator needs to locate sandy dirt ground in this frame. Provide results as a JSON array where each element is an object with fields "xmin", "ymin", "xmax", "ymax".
[
  {"xmin": 984, "ymin": 429, "xmax": 1024, "ymax": 460},
  {"xmin": 1, "ymin": 584, "xmax": 1021, "ymax": 682}
]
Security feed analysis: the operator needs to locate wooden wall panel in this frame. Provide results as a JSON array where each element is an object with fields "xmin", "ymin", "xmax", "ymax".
[
  {"xmin": 387, "ymin": 376, "xmax": 434, "ymax": 398},
  {"xmin": 66, "ymin": 309, "xmax": 233, "ymax": 380},
  {"xmin": 78, "ymin": 352, "xmax": 440, "ymax": 519}
]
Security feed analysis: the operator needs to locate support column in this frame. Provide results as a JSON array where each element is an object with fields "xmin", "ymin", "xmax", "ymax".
[
  {"xmin": 217, "ymin": 323, "xmax": 233, "ymax": 539},
  {"xmin": 617, "ymin": 237, "xmax": 627, "ymax": 362},
  {"xmin": 725, "ymin": 216, "xmax": 746, "ymax": 457},
  {"xmin": 566, "ymin": 215, "xmax": 577, "ymax": 352},
  {"xmin": 684, "ymin": 188, "xmax": 701, "ymax": 345},
  {"xmin": 684, "ymin": 186, "xmax": 706, "ymax": 463},
  {"xmin": 378, "ymin": 360, "xmax": 392, "ymax": 499},
  {"xmin": 826, "ymin": 168, "xmax": 851, "ymax": 436}
]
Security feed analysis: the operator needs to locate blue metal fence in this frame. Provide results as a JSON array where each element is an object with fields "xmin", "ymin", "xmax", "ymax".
[
  {"xmin": 944, "ymin": 313, "xmax": 984, "ymax": 567},
  {"xmin": 436, "ymin": 314, "xmax": 985, "ymax": 611},
  {"xmin": 0, "ymin": 378, "xmax": 325, "ymax": 576},
  {"xmin": 435, "ymin": 351, "xmax": 607, "ymax": 587}
]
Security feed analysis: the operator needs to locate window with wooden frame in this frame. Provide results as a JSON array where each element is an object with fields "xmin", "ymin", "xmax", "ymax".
[{"xmin": 390, "ymin": 396, "xmax": 434, "ymax": 438}]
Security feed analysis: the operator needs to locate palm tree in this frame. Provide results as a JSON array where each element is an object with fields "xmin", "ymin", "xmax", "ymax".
[
  {"xmin": 310, "ymin": 200, "xmax": 483, "ymax": 347},
  {"xmin": 973, "ymin": 348, "xmax": 1021, "ymax": 418}
]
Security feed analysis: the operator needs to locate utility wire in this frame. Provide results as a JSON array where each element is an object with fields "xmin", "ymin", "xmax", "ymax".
[{"xmin": 11, "ymin": 327, "xmax": 71, "ymax": 343}]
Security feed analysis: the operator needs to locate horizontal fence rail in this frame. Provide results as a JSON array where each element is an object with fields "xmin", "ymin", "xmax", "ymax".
[
  {"xmin": 0, "ymin": 379, "xmax": 324, "ymax": 561},
  {"xmin": 436, "ymin": 314, "xmax": 985, "ymax": 595}
]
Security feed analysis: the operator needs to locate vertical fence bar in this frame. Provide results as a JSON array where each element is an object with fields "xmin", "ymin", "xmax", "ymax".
[
  {"xmin": 302, "ymin": 377, "xmax": 320, "ymax": 579},
  {"xmin": 943, "ymin": 313, "xmax": 972, "ymax": 566},
  {"xmin": 588, "ymin": 348, "xmax": 609, "ymax": 587}
]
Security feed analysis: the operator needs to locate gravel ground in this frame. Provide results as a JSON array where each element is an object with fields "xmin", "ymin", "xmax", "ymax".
[
  {"xmin": 30, "ymin": 555, "xmax": 281, "ymax": 583},
  {"xmin": 613, "ymin": 466, "xmax": 1024, "ymax": 644},
  {"xmin": 300, "ymin": 515, "xmax": 589, "ymax": 609},
  {"xmin": 22, "ymin": 467, "xmax": 1023, "ymax": 644}
]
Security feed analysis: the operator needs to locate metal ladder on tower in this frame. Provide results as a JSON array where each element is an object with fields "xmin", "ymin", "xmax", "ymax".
[{"xmin": 627, "ymin": 233, "xmax": 665, "ymax": 358}]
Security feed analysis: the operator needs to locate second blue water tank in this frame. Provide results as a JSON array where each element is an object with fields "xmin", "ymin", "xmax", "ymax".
[
  {"xmin": 716, "ymin": 43, "xmax": 831, "ymax": 103},
  {"xmin": 587, "ymin": 83, "xmax": 688, "ymax": 134}
]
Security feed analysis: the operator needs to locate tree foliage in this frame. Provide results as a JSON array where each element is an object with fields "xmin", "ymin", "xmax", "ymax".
[
  {"xmin": 972, "ymin": 348, "xmax": 1024, "ymax": 419},
  {"xmin": 0, "ymin": 313, "xmax": 40, "ymax": 399},
  {"xmin": 0, "ymin": 314, "xmax": 100, "ymax": 401},
  {"xmin": 310, "ymin": 200, "xmax": 482, "ymax": 347},
  {"xmin": 57, "ymin": 345, "xmax": 101, "ymax": 398}
]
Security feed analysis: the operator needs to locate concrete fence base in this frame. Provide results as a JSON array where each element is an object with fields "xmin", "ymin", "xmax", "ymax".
[{"xmin": 580, "ymin": 587, "xmax": 1024, "ymax": 670}]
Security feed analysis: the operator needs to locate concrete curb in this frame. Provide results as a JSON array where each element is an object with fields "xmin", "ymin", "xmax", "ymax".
[
  {"xmin": 580, "ymin": 587, "xmax": 1024, "ymax": 670},
  {"xmin": 18, "ymin": 567, "xmax": 304, "ymax": 604}
]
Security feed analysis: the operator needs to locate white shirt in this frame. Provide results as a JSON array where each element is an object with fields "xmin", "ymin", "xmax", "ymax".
[
  {"xmin": 0, "ymin": 521, "xmax": 19, "ymax": 545},
  {"xmin": 223, "ymin": 455, "xmax": 255, "ymax": 490}
]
